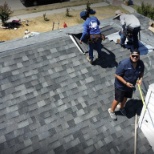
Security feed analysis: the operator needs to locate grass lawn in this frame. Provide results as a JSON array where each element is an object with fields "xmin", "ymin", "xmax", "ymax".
[{"xmin": 0, "ymin": 0, "xmax": 128, "ymax": 41}]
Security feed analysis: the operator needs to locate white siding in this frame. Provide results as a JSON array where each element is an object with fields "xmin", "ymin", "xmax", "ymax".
[{"xmin": 139, "ymin": 83, "xmax": 154, "ymax": 151}]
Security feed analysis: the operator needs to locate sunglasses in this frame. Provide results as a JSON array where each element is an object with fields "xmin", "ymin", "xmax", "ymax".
[{"xmin": 132, "ymin": 55, "xmax": 139, "ymax": 58}]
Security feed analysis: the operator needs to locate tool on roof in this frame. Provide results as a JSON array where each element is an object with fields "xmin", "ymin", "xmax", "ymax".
[
  {"xmin": 134, "ymin": 84, "xmax": 146, "ymax": 154},
  {"xmin": 134, "ymin": 84, "xmax": 149, "ymax": 154},
  {"xmin": 134, "ymin": 114, "xmax": 138, "ymax": 154},
  {"xmin": 137, "ymin": 84, "xmax": 146, "ymax": 111}
]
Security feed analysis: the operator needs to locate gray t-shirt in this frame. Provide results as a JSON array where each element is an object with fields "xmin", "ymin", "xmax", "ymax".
[{"xmin": 120, "ymin": 14, "xmax": 140, "ymax": 29}]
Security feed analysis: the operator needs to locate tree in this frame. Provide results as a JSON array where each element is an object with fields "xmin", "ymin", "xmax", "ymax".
[
  {"xmin": 86, "ymin": 1, "xmax": 91, "ymax": 13},
  {"xmin": 137, "ymin": 2, "xmax": 154, "ymax": 20},
  {"xmin": 0, "ymin": 2, "xmax": 13, "ymax": 25},
  {"xmin": 86, "ymin": 1, "xmax": 96, "ymax": 15}
]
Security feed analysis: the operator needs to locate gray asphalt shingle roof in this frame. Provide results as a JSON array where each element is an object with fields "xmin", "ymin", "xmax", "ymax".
[{"xmin": 0, "ymin": 13, "xmax": 154, "ymax": 154}]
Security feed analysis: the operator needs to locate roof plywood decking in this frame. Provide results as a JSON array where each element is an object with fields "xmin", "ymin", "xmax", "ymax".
[
  {"xmin": 0, "ymin": 14, "xmax": 154, "ymax": 154},
  {"xmin": 70, "ymin": 25, "xmax": 119, "ymax": 54}
]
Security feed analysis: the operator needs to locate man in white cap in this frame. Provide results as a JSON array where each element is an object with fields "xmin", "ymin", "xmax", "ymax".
[{"xmin": 113, "ymin": 10, "xmax": 140, "ymax": 49}]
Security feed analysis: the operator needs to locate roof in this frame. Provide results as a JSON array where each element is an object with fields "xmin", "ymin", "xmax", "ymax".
[{"xmin": 0, "ymin": 13, "xmax": 154, "ymax": 154}]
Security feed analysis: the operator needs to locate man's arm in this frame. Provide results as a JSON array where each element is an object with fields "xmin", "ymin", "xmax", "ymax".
[
  {"xmin": 137, "ymin": 75, "xmax": 143, "ymax": 85},
  {"xmin": 137, "ymin": 61, "xmax": 145, "ymax": 85},
  {"xmin": 137, "ymin": 72, "xmax": 144, "ymax": 85},
  {"xmin": 115, "ymin": 74, "xmax": 134, "ymax": 88},
  {"xmin": 120, "ymin": 15, "xmax": 126, "ymax": 32},
  {"xmin": 80, "ymin": 22, "xmax": 88, "ymax": 43},
  {"xmin": 97, "ymin": 18, "xmax": 100, "ymax": 26},
  {"xmin": 115, "ymin": 74, "xmax": 127, "ymax": 85}
]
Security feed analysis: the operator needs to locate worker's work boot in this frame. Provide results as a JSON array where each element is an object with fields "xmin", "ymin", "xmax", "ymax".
[
  {"xmin": 97, "ymin": 54, "xmax": 103, "ymax": 59},
  {"xmin": 121, "ymin": 44, "xmax": 126, "ymax": 48},
  {"xmin": 87, "ymin": 56, "xmax": 93, "ymax": 65}
]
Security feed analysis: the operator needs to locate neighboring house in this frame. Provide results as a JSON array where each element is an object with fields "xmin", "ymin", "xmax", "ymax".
[{"xmin": 0, "ymin": 13, "xmax": 154, "ymax": 154}]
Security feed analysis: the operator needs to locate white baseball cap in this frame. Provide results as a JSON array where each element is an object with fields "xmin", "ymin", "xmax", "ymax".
[{"xmin": 113, "ymin": 10, "xmax": 122, "ymax": 19}]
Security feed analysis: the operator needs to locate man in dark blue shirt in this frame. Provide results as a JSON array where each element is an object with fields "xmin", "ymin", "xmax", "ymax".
[
  {"xmin": 108, "ymin": 50, "xmax": 144, "ymax": 120},
  {"xmin": 79, "ymin": 9, "xmax": 104, "ymax": 64}
]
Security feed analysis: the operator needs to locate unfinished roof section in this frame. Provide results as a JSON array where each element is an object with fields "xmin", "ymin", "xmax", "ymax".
[
  {"xmin": 0, "ymin": 14, "xmax": 154, "ymax": 154},
  {"xmin": 70, "ymin": 25, "xmax": 119, "ymax": 54}
]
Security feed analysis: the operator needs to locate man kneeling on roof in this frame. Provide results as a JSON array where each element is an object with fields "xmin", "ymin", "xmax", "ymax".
[{"xmin": 113, "ymin": 10, "xmax": 141, "ymax": 50}]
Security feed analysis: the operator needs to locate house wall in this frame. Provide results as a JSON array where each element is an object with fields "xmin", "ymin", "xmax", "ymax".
[{"xmin": 139, "ymin": 83, "xmax": 154, "ymax": 151}]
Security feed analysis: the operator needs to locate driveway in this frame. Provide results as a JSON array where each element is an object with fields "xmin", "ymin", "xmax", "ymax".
[
  {"xmin": 8, "ymin": 2, "xmax": 109, "ymax": 21},
  {"xmin": 0, "ymin": 0, "xmax": 25, "ymax": 10}
]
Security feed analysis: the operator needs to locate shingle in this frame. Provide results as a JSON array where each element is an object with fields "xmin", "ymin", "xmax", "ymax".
[
  {"xmin": 0, "ymin": 14, "xmax": 153, "ymax": 154},
  {"xmin": 18, "ymin": 120, "xmax": 29, "ymax": 129},
  {"xmin": 0, "ymin": 135, "xmax": 6, "ymax": 144},
  {"xmin": 84, "ymin": 145, "xmax": 95, "ymax": 154},
  {"xmin": 94, "ymin": 140, "xmax": 104, "ymax": 149},
  {"xmin": 6, "ymin": 111, "xmax": 19, "ymax": 119}
]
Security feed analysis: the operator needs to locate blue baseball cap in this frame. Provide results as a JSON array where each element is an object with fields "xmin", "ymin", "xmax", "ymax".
[
  {"xmin": 89, "ymin": 9, "xmax": 96, "ymax": 14},
  {"xmin": 80, "ymin": 9, "xmax": 96, "ymax": 18},
  {"xmin": 80, "ymin": 11, "xmax": 87, "ymax": 18}
]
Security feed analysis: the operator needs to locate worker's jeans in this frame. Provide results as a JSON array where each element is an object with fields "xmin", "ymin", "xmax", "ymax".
[
  {"xmin": 120, "ymin": 27, "xmax": 140, "ymax": 49},
  {"xmin": 88, "ymin": 39, "xmax": 102, "ymax": 61}
]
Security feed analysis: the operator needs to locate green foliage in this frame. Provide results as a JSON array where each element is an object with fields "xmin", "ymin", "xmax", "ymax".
[
  {"xmin": 0, "ymin": 2, "xmax": 13, "ymax": 25},
  {"xmin": 86, "ymin": 1, "xmax": 91, "ymax": 12},
  {"xmin": 137, "ymin": 2, "xmax": 154, "ymax": 20}
]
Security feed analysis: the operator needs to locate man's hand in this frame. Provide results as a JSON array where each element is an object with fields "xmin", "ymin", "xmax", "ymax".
[
  {"xmin": 126, "ymin": 82, "xmax": 134, "ymax": 88},
  {"xmin": 117, "ymin": 39, "xmax": 120, "ymax": 44},
  {"xmin": 80, "ymin": 40, "xmax": 82, "ymax": 44},
  {"xmin": 101, "ymin": 34, "xmax": 105, "ymax": 41},
  {"xmin": 137, "ymin": 79, "xmax": 142, "ymax": 85}
]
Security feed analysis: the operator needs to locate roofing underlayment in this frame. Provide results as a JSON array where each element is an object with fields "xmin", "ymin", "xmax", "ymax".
[{"xmin": 0, "ymin": 13, "xmax": 154, "ymax": 154}]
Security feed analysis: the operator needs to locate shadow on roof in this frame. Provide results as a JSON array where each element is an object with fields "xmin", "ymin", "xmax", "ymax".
[{"xmin": 115, "ymin": 99, "xmax": 143, "ymax": 119}]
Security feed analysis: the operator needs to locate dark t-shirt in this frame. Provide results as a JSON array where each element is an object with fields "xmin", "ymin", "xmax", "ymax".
[{"xmin": 115, "ymin": 58, "xmax": 144, "ymax": 91}]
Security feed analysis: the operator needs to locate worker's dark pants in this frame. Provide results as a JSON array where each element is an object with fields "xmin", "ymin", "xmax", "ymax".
[
  {"xmin": 88, "ymin": 39, "xmax": 102, "ymax": 61},
  {"xmin": 120, "ymin": 27, "xmax": 140, "ymax": 49}
]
